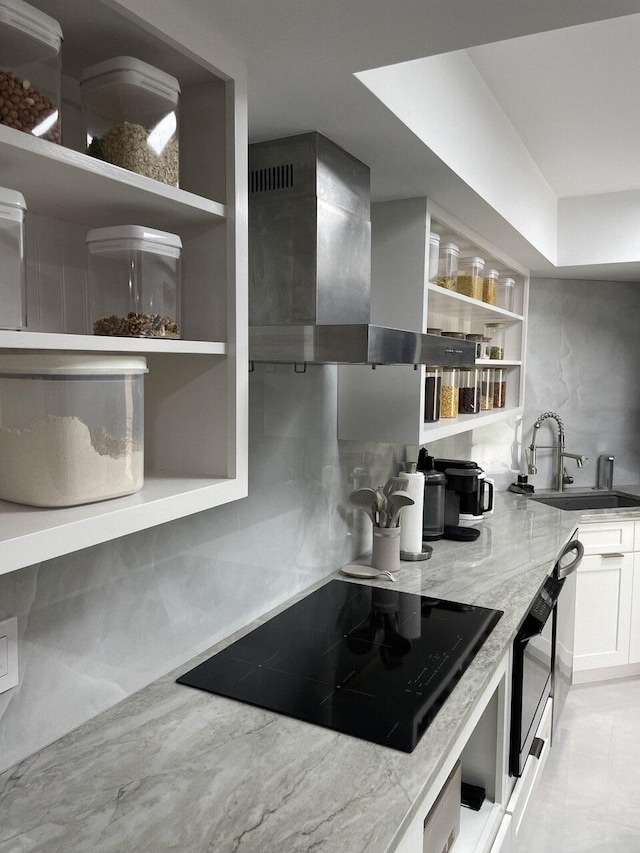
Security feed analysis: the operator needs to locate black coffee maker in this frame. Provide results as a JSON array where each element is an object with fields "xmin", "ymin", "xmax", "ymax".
[{"xmin": 433, "ymin": 458, "xmax": 494, "ymax": 525}]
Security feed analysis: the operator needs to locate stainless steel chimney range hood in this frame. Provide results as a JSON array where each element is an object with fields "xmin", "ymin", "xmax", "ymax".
[{"xmin": 248, "ymin": 132, "xmax": 475, "ymax": 366}]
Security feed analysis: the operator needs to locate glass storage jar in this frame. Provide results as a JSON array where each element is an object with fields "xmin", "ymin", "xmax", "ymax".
[
  {"xmin": 499, "ymin": 276, "xmax": 516, "ymax": 312},
  {"xmin": 87, "ymin": 225, "xmax": 182, "ymax": 339},
  {"xmin": 80, "ymin": 56, "xmax": 180, "ymax": 187},
  {"xmin": 427, "ymin": 327, "xmax": 442, "ymax": 335},
  {"xmin": 440, "ymin": 367, "xmax": 459, "ymax": 418},
  {"xmin": 465, "ymin": 332, "xmax": 483, "ymax": 359},
  {"xmin": 0, "ymin": 187, "xmax": 26, "ymax": 329},
  {"xmin": 428, "ymin": 232, "xmax": 440, "ymax": 282},
  {"xmin": 456, "ymin": 256, "xmax": 484, "ymax": 300},
  {"xmin": 483, "ymin": 268, "xmax": 499, "ymax": 305},
  {"xmin": 459, "ymin": 367, "xmax": 480, "ymax": 414},
  {"xmin": 0, "ymin": 354, "xmax": 147, "ymax": 507},
  {"xmin": 481, "ymin": 368, "xmax": 494, "ymax": 410},
  {"xmin": 424, "ymin": 366, "xmax": 441, "ymax": 423},
  {"xmin": 441, "ymin": 331, "xmax": 466, "ymax": 340},
  {"xmin": 480, "ymin": 336, "xmax": 492, "ymax": 360},
  {"xmin": 436, "ymin": 242, "xmax": 459, "ymax": 291},
  {"xmin": 493, "ymin": 367, "xmax": 506, "ymax": 408},
  {"xmin": 0, "ymin": 0, "xmax": 62, "ymax": 143},
  {"xmin": 485, "ymin": 323, "xmax": 506, "ymax": 359}
]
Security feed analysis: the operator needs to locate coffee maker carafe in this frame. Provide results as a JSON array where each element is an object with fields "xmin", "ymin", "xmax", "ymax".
[{"xmin": 433, "ymin": 458, "xmax": 494, "ymax": 524}]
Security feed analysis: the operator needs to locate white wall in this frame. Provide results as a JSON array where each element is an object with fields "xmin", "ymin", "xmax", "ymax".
[
  {"xmin": 356, "ymin": 51, "xmax": 558, "ymax": 263},
  {"xmin": 558, "ymin": 191, "xmax": 640, "ymax": 267}
]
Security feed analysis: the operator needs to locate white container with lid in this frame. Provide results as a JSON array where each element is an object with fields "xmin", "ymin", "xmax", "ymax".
[
  {"xmin": 482, "ymin": 268, "xmax": 499, "ymax": 306},
  {"xmin": 499, "ymin": 276, "xmax": 516, "ymax": 312},
  {"xmin": 428, "ymin": 232, "xmax": 440, "ymax": 282},
  {"xmin": 80, "ymin": 56, "xmax": 180, "ymax": 186},
  {"xmin": 0, "ymin": 0, "xmax": 62, "ymax": 143},
  {"xmin": 86, "ymin": 225, "xmax": 182, "ymax": 339},
  {"xmin": 0, "ymin": 187, "xmax": 26, "ymax": 329},
  {"xmin": 0, "ymin": 354, "xmax": 147, "ymax": 507},
  {"xmin": 436, "ymin": 242, "xmax": 459, "ymax": 291}
]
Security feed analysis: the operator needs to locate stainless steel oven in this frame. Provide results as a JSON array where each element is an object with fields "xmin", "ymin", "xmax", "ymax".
[{"xmin": 510, "ymin": 534, "xmax": 583, "ymax": 777}]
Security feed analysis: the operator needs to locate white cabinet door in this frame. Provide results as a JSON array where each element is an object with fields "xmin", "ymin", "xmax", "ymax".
[
  {"xmin": 489, "ymin": 815, "xmax": 512, "ymax": 853},
  {"xmin": 629, "ymin": 553, "xmax": 640, "ymax": 664},
  {"xmin": 574, "ymin": 552, "xmax": 633, "ymax": 671},
  {"xmin": 578, "ymin": 521, "xmax": 634, "ymax": 555}
]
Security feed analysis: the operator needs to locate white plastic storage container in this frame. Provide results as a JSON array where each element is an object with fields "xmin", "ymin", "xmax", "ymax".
[
  {"xmin": 0, "ymin": 0, "xmax": 62, "ymax": 143},
  {"xmin": 0, "ymin": 355, "xmax": 147, "ymax": 507},
  {"xmin": 80, "ymin": 56, "xmax": 180, "ymax": 186},
  {"xmin": 86, "ymin": 225, "xmax": 182, "ymax": 338},
  {"xmin": 0, "ymin": 187, "xmax": 26, "ymax": 329}
]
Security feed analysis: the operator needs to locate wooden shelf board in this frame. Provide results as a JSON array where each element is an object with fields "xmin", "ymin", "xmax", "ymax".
[
  {"xmin": 0, "ymin": 331, "xmax": 227, "ymax": 355},
  {"xmin": 475, "ymin": 360, "xmax": 521, "ymax": 367},
  {"xmin": 0, "ymin": 125, "xmax": 225, "ymax": 229},
  {"xmin": 420, "ymin": 406, "xmax": 523, "ymax": 444},
  {"xmin": 427, "ymin": 283, "xmax": 524, "ymax": 324},
  {"xmin": 457, "ymin": 801, "xmax": 503, "ymax": 853},
  {"xmin": 0, "ymin": 471, "xmax": 246, "ymax": 576}
]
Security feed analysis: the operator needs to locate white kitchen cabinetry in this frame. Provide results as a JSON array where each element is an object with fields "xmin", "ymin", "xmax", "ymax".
[
  {"xmin": 573, "ymin": 519, "xmax": 640, "ymax": 681},
  {"xmin": 338, "ymin": 198, "xmax": 529, "ymax": 445},
  {"xmin": 0, "ymin": 0, "xmax": 248, "ymax": 575}
]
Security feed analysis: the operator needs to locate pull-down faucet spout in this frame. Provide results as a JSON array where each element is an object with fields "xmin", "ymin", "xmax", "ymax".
[{"xmin": 527, "ymin": 411, "xmax": 588, "ymax": 492}]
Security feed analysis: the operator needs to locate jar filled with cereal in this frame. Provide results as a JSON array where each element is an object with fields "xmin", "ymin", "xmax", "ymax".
[
  {"xmin": 456, "ymin": 256, "xmax": 485, "ymax": 300},
  {"xmin": 80, "ymin": 57, "xmax": 180, "ymax": 187},
  {"xmin": 0, "ymin": 0, "xmax": 63, "ymax": 144},
  {"xmin": 440, "ymin": 368, "xmax": 459, "ymax": 419},
  {"xmin": 435, "ymin": 242, "xmax": 459, "ymax": 291},
  {"xmin": 482, "ymin": 268, "xmax": 499, "ymax": 305},
  {"xmin": 481, "ymin": 368, "xmax": 494, "ymax": 411}
]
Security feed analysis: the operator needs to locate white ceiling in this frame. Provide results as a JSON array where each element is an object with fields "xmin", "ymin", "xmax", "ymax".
[
  {"xmin": 467, "ymin": 15, "xmax": 640, "ymax": 198},
  {"xmin": 186, "ymin": 0, "xmax": 640, "ymax": 202}
]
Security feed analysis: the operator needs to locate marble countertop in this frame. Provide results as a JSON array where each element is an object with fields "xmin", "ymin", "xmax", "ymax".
[{"xmin": 1, "ymin": 490, "xmax": 636, "ymax": 853}]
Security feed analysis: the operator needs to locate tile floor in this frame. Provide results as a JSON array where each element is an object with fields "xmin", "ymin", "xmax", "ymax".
[{"xmin": 514, "ymin": 677, "xmax": 640, "ymax": 852}]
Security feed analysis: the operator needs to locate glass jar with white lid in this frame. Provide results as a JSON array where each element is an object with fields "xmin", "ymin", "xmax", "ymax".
[
  {"xmin": 0, "ymin": 354, "xmax": 147, "ymax": 507},
  {"xmin": 0, "ymin": 187, "xmax": 26, "ymax": 329},
  {"xmin": 498, "ymin": 276, "xmax": 516, "ymax": 312},
  {"xmin": 0, "ymin": 0, "xmax": 62, "ymax": 143},
  {"xmin": 80, "ymin": 56, "xmax": 181, "ymax": 186},
  {"xmin": 86, "ymin": 225, "xmax": 182, "ymax": 339},
  {"xmin": 436, "ymin": 242, "xmax": 459, "ymax": 291},
  {"xmin": 457, "ymin": 256, "xmax": 485, "ymax": 300}
]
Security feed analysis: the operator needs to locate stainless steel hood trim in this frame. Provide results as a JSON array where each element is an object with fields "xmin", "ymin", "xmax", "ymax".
[{"xmin": 249, "ymin": 325, "xmax": 476, "ymax": 366}]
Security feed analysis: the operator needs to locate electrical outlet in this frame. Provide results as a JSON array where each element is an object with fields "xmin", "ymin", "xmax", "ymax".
[{"xmin": 0, "ymin": 617, "xmax": 18, "ymax": 693}]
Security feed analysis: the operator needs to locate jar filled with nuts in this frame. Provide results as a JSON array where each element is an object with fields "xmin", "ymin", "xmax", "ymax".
[
  {"xmin": 0, "ymin": 0, "xmax": 63, "ymax": 144},
  {"xmin": 86, "ymin": 226, "xmax": 182, "ymax": 339},
  {"xmin": 80, "ymin": 57, "xmax": 180, "ymax": 187}
]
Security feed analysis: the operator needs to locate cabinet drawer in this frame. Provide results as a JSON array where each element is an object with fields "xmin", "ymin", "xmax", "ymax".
[
  {"xmin": 578, "ymin": 521, "xmax": 634, "ymax": 555},
  {"xmin": 574, "ymin": 552, "xmax": 633, "ymax": 671},
  {"xmin": 506, "ymin": 698, "xmax": 552, "ymax": 839},
  {"xmin": 489, "ymin": 815, "xmax": 512, "ymax": 853}
]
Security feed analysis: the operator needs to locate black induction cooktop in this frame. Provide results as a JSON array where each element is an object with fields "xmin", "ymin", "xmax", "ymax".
[{"xmin": 177, "ymin": 580, "xmax": 502, "ymax": 753}]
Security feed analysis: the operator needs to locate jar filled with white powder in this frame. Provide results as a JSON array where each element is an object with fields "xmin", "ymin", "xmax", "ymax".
[{"xmin": 0, "ymin": 354, "xmax": 147, "ymax": 507}]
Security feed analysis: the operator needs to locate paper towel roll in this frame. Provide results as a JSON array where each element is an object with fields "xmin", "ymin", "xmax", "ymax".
[{"xmin": 399, "ymin": 470, "xmax": 424, "ymax": 555}]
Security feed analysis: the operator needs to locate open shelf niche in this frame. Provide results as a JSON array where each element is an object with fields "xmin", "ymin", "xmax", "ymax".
[
  {"xmin": 0, "ymin": 0, "xmax": 248, "ymax": 574},
  {"xmin": 338, "ymin": 197, "xmax": 529, "ymax": 445}
]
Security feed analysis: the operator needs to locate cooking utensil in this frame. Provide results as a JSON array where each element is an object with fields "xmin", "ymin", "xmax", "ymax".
[
  {"xmin": 340, "ymin": 565, "xmax": 398, "ymax": 582},
  {"xmin": 383, "ymin": 476, "xmax": 407, "ymax": 498},
  {"xmin": 349, "ymin": 488, "xmax": 378, "ymax": 525},
  {"xmin": 388, "ymin": 490, "xmax": 414, "ymax": 527}
]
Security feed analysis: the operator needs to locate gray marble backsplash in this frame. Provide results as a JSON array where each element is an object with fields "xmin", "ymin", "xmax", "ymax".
[
  {"xmin": 0, "ymin": 365, "xmax": 408, "ymax": 773},
  {"xmin": 2, "ymin": 276, "xmax": 639, "ymax": 772}
]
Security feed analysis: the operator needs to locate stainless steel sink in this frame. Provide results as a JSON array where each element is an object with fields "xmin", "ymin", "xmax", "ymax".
[{"xmin": 532, "ymin": 492, "xmax": 640, "ymax": 511}]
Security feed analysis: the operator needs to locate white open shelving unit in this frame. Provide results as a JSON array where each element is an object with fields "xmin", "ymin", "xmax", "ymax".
[
  {"xmin": 338, "ymin": 197, "xmax": 529, "ymax": 446},
  {"xmin": 0, "ymin": 0, "xmax": 248, "ymax": 574}
]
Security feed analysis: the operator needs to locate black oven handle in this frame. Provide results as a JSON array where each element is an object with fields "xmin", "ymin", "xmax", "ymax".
[{"xmin": 555, "ymin": 539, "xmax": 584, "ymax": 578}]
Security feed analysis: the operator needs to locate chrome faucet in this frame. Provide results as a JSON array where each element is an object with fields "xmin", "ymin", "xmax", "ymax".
[{"xmin": 527, "ymin": 412, "xmax": 588, "ymax": 492}]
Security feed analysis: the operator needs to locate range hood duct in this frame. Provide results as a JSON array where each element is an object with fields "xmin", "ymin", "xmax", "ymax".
[{"xmin": 248, "ymin": 132, "xmax": 475, "ymax": 366}]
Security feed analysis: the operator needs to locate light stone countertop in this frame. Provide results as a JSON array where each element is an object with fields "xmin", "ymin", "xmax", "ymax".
[{"xmin": 1, "ymin": 490, "xmax": 639, "ymax": 853}]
